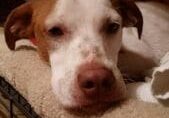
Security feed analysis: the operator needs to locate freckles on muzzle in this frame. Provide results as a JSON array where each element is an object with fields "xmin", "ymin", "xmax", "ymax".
[
  {"xmin": 49, "ymin": 36, "xmax": 126, "ymax": 111},
  {"xmin": 50, "ymin": 46, "xmax": 127, "ymax": 112}
]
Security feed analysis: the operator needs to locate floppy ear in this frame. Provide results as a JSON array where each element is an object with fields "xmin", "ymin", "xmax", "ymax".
[
  {"xmin": 118, "ymin": 0, "xmax": 143, "ymax": 39},
  {"xmin": 5, "ymin": 2, "xmax": 34, "ymax": 50}
]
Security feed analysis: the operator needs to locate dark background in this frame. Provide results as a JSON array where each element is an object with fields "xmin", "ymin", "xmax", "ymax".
[
  {"xmin": 0, "ymin": 0, "xmax": 168, "ymax": 25},
  {"xmin": 0, "ymin": 0, "xmax": 25, "ymax": 25}
]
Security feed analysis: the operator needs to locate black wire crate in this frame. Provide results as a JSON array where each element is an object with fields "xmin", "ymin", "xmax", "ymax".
[{"xmin": 0, "ymin": 76, "xmax": 41, "ymax": 118}]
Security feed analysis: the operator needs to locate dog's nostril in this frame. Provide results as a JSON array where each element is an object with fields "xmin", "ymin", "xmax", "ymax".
[
  {"xmin": 102, "ymin": 78, "xmax": 114, "ymax": 90},
  {"xmin": 83, "ymin": 80, "xmax": 95, "ymax": 89}
]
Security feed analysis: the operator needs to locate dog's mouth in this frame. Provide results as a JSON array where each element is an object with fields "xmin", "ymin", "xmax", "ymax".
[
  {"xmin": 65, "ymin": 88, "xmax": 126, "ymax": 114},
  {"xmin": 65, "ymin": 102, "xmax": 109, "ymax": 114},
  {"xmin": 66, "ymin": 100, "xmax": 122, "ymax": 115}
]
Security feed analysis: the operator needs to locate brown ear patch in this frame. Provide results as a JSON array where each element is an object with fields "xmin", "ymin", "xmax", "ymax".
[
  {"xmin": 116, "ymin": 0, "xmax": 143, "ymax": 39},
  {"xmin": 5, "ymin": 2, "xmax": 34, "ymax": 50}
]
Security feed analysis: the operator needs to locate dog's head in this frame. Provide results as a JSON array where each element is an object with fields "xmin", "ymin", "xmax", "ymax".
[{"xmin": 5, "ymin": 0, "xmax": 143, "ymax": 111}]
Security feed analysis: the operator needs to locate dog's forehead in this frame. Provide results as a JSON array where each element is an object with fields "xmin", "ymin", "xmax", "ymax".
[
  {"xmin": 56, "ymin": 0, "xmax": 112, "ymax": 12},
  {"xmin": 45, "ymin": 0, "xmax": 120, "ymax": 28}
]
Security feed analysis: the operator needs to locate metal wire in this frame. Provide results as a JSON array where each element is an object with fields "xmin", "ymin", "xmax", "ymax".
[{"xmin": 0, "ymin": 76, "xmax": 40, "ymax": 118}]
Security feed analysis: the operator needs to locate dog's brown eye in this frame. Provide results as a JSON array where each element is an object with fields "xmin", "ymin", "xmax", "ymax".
[
  {"xmin": 106, "ymin": 23, "xmax": 120, "ymax": 34},
  {"xmin": 48, "ymin": 27, "xmax": 64, "ymax": 37}
]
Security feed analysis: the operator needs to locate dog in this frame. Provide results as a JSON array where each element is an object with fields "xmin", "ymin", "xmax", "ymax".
[{"xmin": 4, "ymin": 0, "xmax": 145, "ymax": 112}]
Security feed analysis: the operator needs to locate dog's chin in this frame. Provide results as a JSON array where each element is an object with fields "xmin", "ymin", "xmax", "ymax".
[
  {"xmin": 64, "ymin": 101, "xmax": 115, "ymax": 114},
  {"xmin": 63, "ymin": 96, "xmax": 126, "ymax": 115},
  {"xmin": 59, "ymin": 87, "xmax": 127, "ymax": 114}
]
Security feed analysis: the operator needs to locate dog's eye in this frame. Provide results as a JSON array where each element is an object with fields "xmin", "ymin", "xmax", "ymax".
[
  {"xmin": 105, "ymin": 23, "xmax": 120, "ymax": 34},
  {"xmin": 48, "ymin": 27, "xmax": 64, "ymax": 37}
]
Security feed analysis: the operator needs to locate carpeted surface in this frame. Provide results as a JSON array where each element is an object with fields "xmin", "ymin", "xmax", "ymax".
[{"xmin": 0, "ymin": 28, "xmax": 26, "ymax": 118}]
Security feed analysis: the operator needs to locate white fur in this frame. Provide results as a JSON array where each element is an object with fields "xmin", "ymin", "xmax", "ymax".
[{"xmin": 45, "ymin": 0, "xmax": 126, "ymax": 108}]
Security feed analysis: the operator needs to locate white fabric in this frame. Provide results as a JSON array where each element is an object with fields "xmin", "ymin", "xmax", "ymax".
[
  {"xmin": 152, "ymin": 52, "xmax": 169, "ymax": 101},
  {"xmin": 127, "ymin": 52, "xmax": 169, "ymax": 104}
]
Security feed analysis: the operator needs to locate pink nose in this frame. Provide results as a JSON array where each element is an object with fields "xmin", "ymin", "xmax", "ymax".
[{"xmin": 77, "ymin": 64, "xmax": 115, "ymax": 99}]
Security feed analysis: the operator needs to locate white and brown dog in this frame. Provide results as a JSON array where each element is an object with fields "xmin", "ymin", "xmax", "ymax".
[{"xmin": 4, "ymin": 0, "xmax": 144, "ymax": 111}]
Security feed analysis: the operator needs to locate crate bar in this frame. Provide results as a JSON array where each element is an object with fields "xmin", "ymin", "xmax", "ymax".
[{"xmin": 0, "ymin": 76, "xmax": 41, "ymax": 118}]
